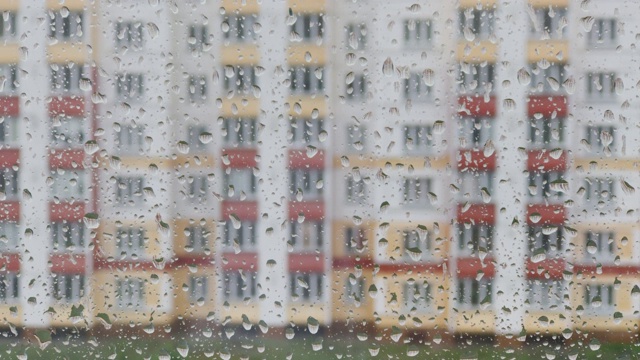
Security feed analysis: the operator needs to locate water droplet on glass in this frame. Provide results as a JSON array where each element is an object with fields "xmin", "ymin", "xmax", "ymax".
[{"xmin": 382, "ymin": 57, "xmax": 394, "ymax": 77}]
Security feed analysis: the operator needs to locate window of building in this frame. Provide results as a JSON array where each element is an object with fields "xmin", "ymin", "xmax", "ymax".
[
  {"xmin": 188, "ymin": 24, "xmax": 209, "ymax": 51},
  {"xmin": 187, "ymin": 125, "xmax": 209, "ymax": 152},
  {"xmin": 404, "ymin": 72, "xmax": 432, "ymax": 101},
  {"xmin": 527, "ymin": 280, "xmax": 565, "ymax": 311},
  {"xmin": 290, "ymin": 169, "xmax": 324, "ymax": 199},
  {"xmin": 50, "ymin": 63, "xmax": 85, "ymax": 94},
  {"xmin": 403, "ymin": 280, "xmax": 431, "ymax": 313},
  {"xmin": 528, "ymin": 226, "xmax": 564, "ymax": 258},
  {"xmin": 289, "ymin": 66, "xmax": 324, "ymax": 94},
  {"xmin": 404, "ymin": 19, "xmax": 432, "ymax": 46},
  {"xmin": 290, "ymin": 221, "xmax": 324, "ymax": 252},
  {"xmin": 403, "ymin": 229, "xmax": 431, "ymax": 261},
  {"xmin": 290, "ymin": 118, "xmax": 324, "ymax": 146},
  {"xmin": 0, "ymin": 64, "xmax": 17, "ymax": 94},
  {"xmin": 529, "ymin": 117, "xmax": 563, "ymax": 149},
  {"xmin": 585, "ymin": 231, "xmax": 616, "ymax": 263},
  {"xmin": 344, "ymin": 226, "xmax": 367, "ymax": 254},
  {"xmin": 49, "ymin": 170, "xmax": 84, "ymax": 200},
  {"xmin": 583, "ymin": 283, "xmax": 615, "ymax": 314},
  {"xmin": 459, "ymin": 7, "xmax": 495, "ymax": 39},
  {"xmin": 0, "ymin": 11, "xmax": 17, "ymax": 40},
  {"xmin": 345, "ymin": 23, "xmax": 367, "ymax": 50},
  {"xmin": 189, "ymin": 276, "xmax": 208, "ymax": 303},
  {"xmin": 223, "ymin": 14, "xmax": 257, "ymax": 42},
  {"xmin": 115, "ymin": 176, "xmax": 144, "ymax": 206},
  {"xmin": 223, "ymin": 168, "xmax": 256, "ymax": 200},
  {"xmin": 223, "ymin": 65, "xmax": 256, "ymax": 94},
  {"xmin": 528, "ymin": 171, "xmax": 564, "ymax": 202},
  {"xmin": 0, "ymin": 221, "xmax": 19, "ymax": 253},
  {"xmin": 530, "ymin": 63, "xmax": 566, "ymax": 94},
  {"xmin": 187, "ymin": 174, "xmax": 208, "ymax": 203},
  {"xmin": 347, "ymin": 124, "xmax": 365, "ymax": 152},
  {"xmin": 290, "ymin": 272, "xmax": 323, "ymax": 303},
  {"xmin": 115, "ymin": 21, "xmax": 143, "ymax": 48},
  {"xmin": 49, "ymin": 10, "xmax": 83, "ymax": 41},
  {"xmin": 51, "ymin": 116, "xmax": 84, "ymax": 148},
  {"xmin": 223, "ymin": 271, "xmax": 257, "ymax": 302},
  {"xmin": 346, "ymin": 175, "xmax": 366, "ymax": 205},
  {"xmin": 345, "ymin": 277, "xmax": 365, "ymax": 304},
  {"xmin": 458, "ymin": 63, "xmax": 494, "ymax": 94},
  {"xmin": 52, "ymin": 274, "xmax": 85, "ymax": 303},
  {"xmin": 403, "ymin": 177, "xmax": 432, "ymax": 206},
  {"xmin": 51, "ymin": 221, "xmax": 85, "ymax": 253},
  {"xmin": 457, "ymin": 278, "xmax": 492, "ymax": 309},
  {"xmin": 458, "ymin": 171, "xmax": 493, "ymax": 203},
  {"xmin": 457, "ymin": 223, "xmax": 493, "ymax": 257},
  {"xmin": 185, "ymin": 226, "xmax": 209, "ymax": 253},
  {"xmin": 458, "ymin": 117, "xmax": 491, "ymax": 150},
  {"xmin": 588, "ymin": 18, "xmax": 617, "ymax": 48},
  {"xmin": 346, "ymin": 73, "xmax": 367, "ymax": 100},
  {"xmin": 115, "ymin": 124, "xmax": 145, "ymax": 155},
  {"xmin": 583, "ymin": 177, "xmax": 615, "ymax": 206},
  {"xmin": 116, "ymin": 278, "xmax": 145, "ymax": 310},
  {"xmin": 585, "ymin": 125, "xmax": 615, "ymax": 155},
  {"xmin": 586, "ymin": 72, "xmax": 616, "ymax": 100},
  {"xmin": 115, "ymin": 73, "xmax": 144, "ymax": 101},
  {"xmin": 0, "ymin": 273, "xmax": 18, "ymax": 304},
  {"xmin": 0, "ymin": 168, "xmax": 18, "ymax": 199},
  {"xmin": 530, "ymin": 6, "xmax": 567, "ymax": 39},
  {"xmin": 116, "ymin": 227, "xmax": 145, "ymax": 259},
  {"xmin": 404, "ymin": 124, "xmax": 434, "ymax": 154},
  {"xmin": 188, "ymin": 75, "xmax": 207, "ymax": 102},
  {"xmin": 223, "ymin": 118, "xmax": 257, "ymax": 147},
  {"xmin": 223, "ymin": 220, "xmax": 256, "ymax": 252},
  {"xmin": 290, "ymin": 13, "xmax": 324, "ymax": 42}
]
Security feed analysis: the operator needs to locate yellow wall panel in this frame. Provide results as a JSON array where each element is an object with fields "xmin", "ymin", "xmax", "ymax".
[
  {"xmin": 220, "ymin": 97, "xmax": 261, "ymax": 117},
  {"xmin": 288, "ymin": 45, "xmax": 326, "ymax": 65},
  {"xmin": 288, "ymin": 305, "xmax": 325, "ymax": 324},
  {"xmin": 287, "ymin": 0, "xmax": 325, "ymax": 13},
  {"xmin": 221, "ymin": 45, "xmax": 260, "ymax": 65},
  {"xmin": 0, "ymin": 0, "xmax": 19, "ymax": 11},
  {"xmin": 287, "ymin": 96, "xmax": 327, "ymax": 118},
  {"xmin": 573, "ymin": 158, "xmax": 640, "ymax": 171},
  {"xmin": 331, "ymin": 220, "xmax": 375, "ymax": 259},
  {"xmin": 528, "ymin": 40, "xmax": 569, "ymax": 63},
  {"xmin": 457, "ymin": 41, "xmax": 498, "ymax": 63},
  {"xmin": 524, "ymin": 312, "xmax": 570, "ymax": 334},
  {"xmin": 454, "ymin": 311, "xmax": 495, "ymax": 333},
  {"xmin": 219, "ymin": 303, "xmax": 260, "ymax": 324},
  {"xmin": 570, "ymin": 223, "xmax": 633, "ymax": 261},
  {"xmin": 221, "ymin": 0, "xmax": 259, "ymax": 14},
  {"xmin": 529, "ymin": 0, "xmax": 569, "ymax": 8},
  {"xmin": 173, "ymin": 155, "xmax": 216, "ymax": 169},
  {"xmin": 48, "ymin": 43, "xmax": 89, "ymax": 64},
  {"xmin": 47, "ymin": 0, "xmax": 86, "ymax": 11},
  {"xmin": 333, "ymin": 156, "xmax": 450, "ymax": 170},
  {"xmin": 0, "ymin": 44, "xmax": 19, "ymax": 63}
]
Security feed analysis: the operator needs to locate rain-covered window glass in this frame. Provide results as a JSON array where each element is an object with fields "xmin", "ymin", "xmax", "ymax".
[
  {"xmin": 116, "ymin": 227, "xmax": 145, "ymax": 259},
  {"xmin": 459, "ymin": 7, "xmax": 495, "ymax": 39},
  {"xmin": 188, "ymin": 276, "xmax": 208, "ymax": 303},
  {"xmin": 0, "ymin": 273, "xmax": 18, "ymax": 304},
  {"xmin": 403, "ymin": 229, "xmax": 431, "ymax": 261},
  {"xmin": 458, "ymin": 223, "xmax": 493, "ymax": 257},
  {"xmin": 346, "ymin": 73, "xmax": 367, "ymax": 100},
  {"xmin": 52, "ymin": 274, "xmax": 85, "ymax": 303},
  {"xmin": 115, "ymin": 124, "xmax": 144, "ymax": 155},
  {"xmin": 223, "ymin": 271, "xmax": 257, "ymax": 302},
  {"xmin": 290, "ymin": 169, "xmax": 323, "ymax": 199},
  {"xmin": 345, "ymin": 174, "xmax": 366, "ymax": 205},
  {"xmin": 223, "ymin": 65, "xmax": 256, "ymax": 93},
  {"xmin": 458, "ymin": 117, "xmax": 491, "ymax": 150},
  {"xmin": 347, "ymin": 124, "xmax": 366, "ymax": 152},
  {"xmin": 223, "ymin": 220, "xmax": 256, "ymax": 252},
  {"xmin": 585, "ymin": 231, "xmax": 616, "ymax": 263},
  {"xmin": 290, "ymin": 221, "xmax": 323, "ymax": 252},
  {"xmin": 290, "ymin": 13, "xmax": 324, "ymax": 42},
  {"xmin": 289, "ymin": 118, "xmax": 324, "ymax": 146},
  {"xmin": 223, "ymin": 118, "xmax": 258, "ymax": 147},
  {"xmin": 582, "ymin": 177, "xmax": 615, "ymax": 207},
  {"xmin": 50, "ymin": 63, "xmax": 85, "ymax": 94},
  {"xmin": 403, "ymin": 281, "xmax": 431, "ymax": 313},
  {"xmin": 458, "ymin": 171, "xmax": 493, "ymax": 203},
  {"xmin": 456, "ymin": 278, "xmax": 492, "ymax": 309},
  {"xmin": 187, "ymin": 125, "xmax": 209, "ymax": 152},
  {"xmin": 345, "ymin": 277, "xmax": 365, "ymax": 304},
  {"xmin": 403, "ymin": 177, "xmax": 432, "ymax": 206},
  {"xmin": 345, "ymin": 23, "xmax": 366, "ymax": 50},
  {"xmin": 528, "ymin": 225, "xmax": 564, "ymax": 258},
  {"xmin": 344, "ymin": 226, "xmax": 366, "ymax": 253},
  {"xmin": 529, "ymin": 117, "xmax": 563, "ymax": 149},
  {"xmin": 529, "ymin": 63, "xmax": 566, "ymax": 94},
  {"xmin": 289, "ymin": 66, "xmax": 324, "ymax": 94},
  {"xmin": 529, "ymin": 6, "xmax": 567, "ymax": 39},
  {"xmin": 459, "ymin": 63, "xmax": 494, "ymax": 94},
  {"xmin": 51, "ymin": 221, "xmax": 85, "ymax": 253},
  {"xmin": 584, "ymin": 125, "xmax": 614, "ymax": 154},
  {"xmin": 223, "ymin": 169, "xmax": 256, "ymax": 199},
  {"xmin": 588, "ymin": 18, "xmax": 617, "ymax": 48},
  {"xmin": 404, "ymin": 19, "xmax": 432, "ymax": 46},
  {"xmin": 0, "ymin": 64, "xmax": 17, "ymax": 94},
  {"xmin": 0, "ymin": 221, "xmax": 19, "ymax": 253},
  {"xmin": 404, "ymin": 124, "xmax": 434, "ymax": 154},
  {"xmin": 187, "ymin": 75, "xmax": 208, "ymax": 102},
  {"xmin": 115, "ymin": 176, "xmax": 144, "ymax": 206},
  {"xmin": 0, "ymin": 11, "xmax": 17, "ymax": 40},
  {"xmin": 49, "ymin": 10, "xmax": 83, "ymax": 40},
  {"xmin": 223, "ymin": 14, "xmax": 257, "ymax": 42},
  {"xmin": 583, "ymin": 283, "xmax": 615, "ymax": 314},
  {"xmin": 116, "ymin": 278, "xmax": 145, "ymax": 310},
  {"xmin": 404, "ymin": 72, "xmax": 432, "ymax": 101},
  {"xmin": 51, "ymin": 116, "xmax": 84, "ymax": 148},
  {"xmin": 188, "ymin": 24, "xmax": 209, "ymax": 51},
  {"xmin": 115, "ymin": 21, "xmax": 143, "ymax": 48},
  {"xmin": 0, "ymin": 168, "xmax": 19, "ymax": 199},
  {"xmin": 527, "ymin": 280, "xmax": 565, "ymax": 311},
  {"xmin": 586, "ymin": 72, "xmax": 617, "ymax": 101},
  {"xmin": 115, "ymin": 73, "xmax": 144, "ymax": 101},
  {"xmin": 290, "ymin": 273, "xmax": 323, "ymax": 303},
  {"xmin": 528, "ymin": 171, "xmax": 563, "ymax": 202}
]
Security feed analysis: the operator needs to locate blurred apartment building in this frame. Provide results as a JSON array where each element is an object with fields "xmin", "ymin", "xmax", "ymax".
[{"xmin": 0, "ymin": 0, "xmax": 638, "ymax": 343}]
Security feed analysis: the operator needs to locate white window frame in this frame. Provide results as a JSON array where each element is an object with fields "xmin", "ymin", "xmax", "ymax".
[
  {"xmin": 223, "ymin": 65, "xmax": 256, "ymax": 93},
  {"xmin": 457, "ymin": 278, "xmax": 492, "ymax": 310},
  {"xmin": 51, "ymin": 116, "xmax": 84, "ymax": 148},
  {"xmin": 0, "ymin": 11, "xmax": 17, "ymax": 40},
  {"xmin": 50, "ymin": 63, "xmax": 86, "ymax": 94},
  {"xmin": 115, "ymin": 21, "xmax": 143, "ymax": 48},
  {"xmin": 291, "ymin": 13, "xmax": 324, "ymax": 42},
  {"xmin": 49, "ymin": 10, "xmax": 83, "ymax": 41},
  {"xmin": 527, "ymin": 279, "xmax": 565, "ymax": 311},
  {"xmin": 50, "ymin": 169, "xmax": 84, "ymax": 201},
  {"xmin": 458, "ymin": 171, "xmax": 493, "ymax": 203},
  {"xmin": 116, "ymin": 227, "xmax": 145, "ymax": 259},
  {"xmin": 344, "ymin": 226, "xmax": 366, "ymax": 254},
  {"xmin": 404, "ymin": 72, "xmax": 433, "ymax": 101},
  {"xmin": 583, "ymin": 283, "xmax": 615, "ymax": 315},
  {"xmin": 529, "ymin": 117, "xmax": 563, "ymax": 149},
  {"xmin": 458, "ymin": 223, "xmax": 493, "ymax": 257},
  {"xmin": 290, "ymin": 221, "xmax": 324, "ymax": 253},
  {"xmin": 290, "ymin": 118, "xmax": 324, "ymax": 146},
  {"xmin": 0, "ymin": 273, "xmax": 18, "ymax": 304},
  {"xmin": 189, "ymin": 275, "xmax": 208, "ymax": 303},
  {"xmin": 459, "ymin": 8, "xmax": 495, "ymax": 39},
  {"xmin": 346, "ymin": 73, "xmax": 367, "ymax": 100},
  {"xmin": 223, "ymin": 118, "xmax": 257, "ymax": 147},
  {"xmin": 345, "ymin": 23, "xmax": 367, "ymax": 50},
  {"xmin": 404, "ymin": 124, "xmax": 434, "ymax": 155},
  {"xmin": 403, "ymin": 281, "xmax": 431, "ymax": 313},
  {"xmin": 185, "ymin": 225, "xmax": 209, "ymax": 253},
  {"xmin": 51, "ymin": 221, "xmax": 85, "ymax": 253},
  {"xmin": 530, "ymin": 63, "xmax": 566, "ymax": 94},
  {"xmin": 223, "ymin": 14, "xmax": 257, "ymax": 42},
  {"xmin": 528, "ymin": 225, "xmax": 564, "ymax": 258},
  {"xmin": 116, "ymin": 278, "xmax": 145, "ymax": 310},
  {"xmin": 0, "ymin": 168, "xmax": 18, "ymax": 199},
  {"xmin": 0, "ymin": 221, "xmax": 19, "ymax": 253},
  {"xmin": 346, "ymin": 175, "xmax": 367, "ymax": 205},
  {"xmin": 585, "ymin": 231, "xmax": 616, "ymax": 263},
  {"xmin": 188, "ymin": 74, "xmax": 207, "ymax": 103},
  {"xmin": 188, "ymin": 24, "xmax": 209, "ymax": 51},
  {"xmin": 115, "ymin": 176, "xmax": 144, "ymax": 206},
  {"xmin": 290, "ymin": 272, "xmax": 323, "ymax": 303},
  {"xmin": 458, "ymin": 117, "xmax": 492, "ymax": 150},
  {"xmin": 583, "ymin": 177, "xmax": 615, "ymax": 208},
  {"xmin": 290, "ymin": 169, "xmax": 323, "ymax": 199},
  {"xmin": 223, "ymin": 168, "xmax": 256, "ymax": 200},
  {"xmin": 458, "ymin": 63, "xmax": 494, "ymax": 94},
  {"xmin": 223, "ymin": 271, "xmax": 257, "ymax": 302},
  {"xmin": 404, "ymin": 19, "xmax": 432, "ymax": 46},
  {"xmin": 528, "ymin": 171, "xmax": 564, "ymax": 202},
  {"xmin": 347, "ymin": 124, "xmax": 365, "ymax": 153},
  {"xmin": 52, "ymin": 274, "xmax": 85, "ymax": 303},
  {"xmin": 223, "ymin": 220, "xmax": 256, "ymax": 252},
  {"xmin": 586, "ymin": 72, "xmax": 616, "ymax": 101},
  {"xmin": 403, "ymin": 177, "xmax": 432, "ymax": 206},
  {"xmin": 585, "ymin": 125, "xmax": 615, "ymax": 155},
  {"xmin": 116, "ymin": 124, "xmax": 145, "ymax": 155},
  {"xmin": 403, "ymin": 229, "xmax": 432, "ymax": 261},
  {"xmin": 0, "ymin": 64, "xmax": 17, "ymax": 94},
  {"xmin": 187, "ymin": 125, "xmax": 209, "ymax": 152},
  {"xmin": 530, "ymin": 6, "xmax": 567, "ymax": 40},
  {"xmin": 115, "ymin": 73, "xmax": 144, "ymax": 102},
  {"xmin": 588, "ymin": 18, "xmax": 617, "ymax": 48},
  {"xmin": 187, "ymin": 174, "xmax": 209, "ymax": 203},
  {"xmin": 289, "ymin": 66, "xmax": 324, "ymax": 95},
  {"xmin": 345, "ymin": 277, "xmax": 365, "ymax": 304}
]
